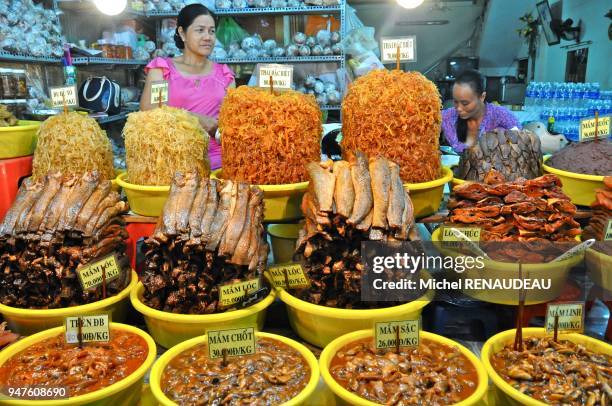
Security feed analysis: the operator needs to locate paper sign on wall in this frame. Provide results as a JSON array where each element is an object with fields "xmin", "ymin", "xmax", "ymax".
[
  {"xmin": 257, "ymin": 64, "xmax": 294, "ymax": 90},
  {"xmin": 50, "ymin": 85, "xmax": 78, "ymax": 108},
  {"xmin": 150, "ymin": 81, "xmax": 169, "ymax": 104}
]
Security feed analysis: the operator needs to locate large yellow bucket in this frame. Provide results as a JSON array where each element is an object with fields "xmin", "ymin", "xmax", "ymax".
[
  {"xmin": 271, "ymin": 271, "xmax": 434, "ymax": 348},
  {"xmin": 431, "ymin": 228, "xmax": 581, "ymax": 305},
  {"xmin": 130, "ymin": 282, "xmax": 275, "ymax": 348},
  {"xmin": 481, "ymin": 328, "xmax": 612, "ymax": 406},
  {"xmin": 0, "ymin": 270, "xmax": 137, "ymax": 335},
  {"xmin": 403, "ymin": 167, "xmax": 453, "ymax": 218},
  {"xmin": 319, "ymin": 329, "xmax": 489, "ymax": 406},
  {"xmin": 0, "ymin": 120, "xmax": 40, "ymax": 159},
  {"xmin": 149, "ymin": 331, "xmax": 320, "ymax": 406},
  {"xmin": 0, "ymin": 323, "xmax": 157, "ymax": 406},
  {"xmin": 585, "ymin": 247, "xmax": 612, "ymax": 291},
  {"xmin": 268, "ymin": 223, "xmax": 301, "ymax": 264},
  {"xmin": 211, "ymin": 169, "xmax": 308, "ymax": 222},
  {"xmin": 115, "ymin": 172, "xmax": 170, "ymax": 217},
  {"xmin": 542, "ymin": 156, "xmax": 605, "ymax": 206}
]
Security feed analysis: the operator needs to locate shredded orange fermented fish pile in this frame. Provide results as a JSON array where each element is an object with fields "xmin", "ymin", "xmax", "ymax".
[
  {"xmin": 219, "ymin": 86, "xmax": 322, "ymax": 185},
  {"xmin": 342, "ymin": 70, "xmax": 442, "ymax": 183},
  {"xmin": 123, "ymin": 106, "xmax": 209, "ymax": 185},
  {"xmin": 32, "ymin": 112, "xmax": 114, "ymax": 181}
]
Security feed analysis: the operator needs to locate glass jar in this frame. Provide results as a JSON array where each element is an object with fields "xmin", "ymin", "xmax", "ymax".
[
  {"xmin": 0, "ymin": 69, "xmax": 15, "ymax": 99},
  {"xmin": 14, "ymin": 69, "xmax": 27, "ymax": 99}
]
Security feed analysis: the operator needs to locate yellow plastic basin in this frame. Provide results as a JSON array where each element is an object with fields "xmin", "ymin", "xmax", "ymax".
[
  {"xmin": 150, "ymin": 331, "xmax": 319, "ymax": 406},
  {"xmin": 268, "ymin": 223, "xmax": 301, "ymax": 264},
  {"xmin": 0, "ymin": 270, "xmax": 137, "ymax": 336},
  {"xmin": 320, "ymin": 329, "xmax": 489, "ymax": 406},
  {"xmin": 0, "ymin": 322, "xmax": 157, "ymax": 406},
  {"xmin": 542, "ymin": 155, "xmax": 605, "ymax": 206},
  {"xmin": 403, "ymin": 167, "xmax": 453, "ymax": 218},
  {"xmin": 271, "ymin": 272, "xmax": 433, "ymax": 348},
  {"xmin": 482, "ymin": 327, "xmax": 612, "ymax": 406},
  {"xmin": 211, "ymin": 169, "xmax": 308, "ymax": 222},
  {"xmin": 115, "ymin": 172, "xmax": 170, "ymax": 217},
  {"xmin": 431, "ymin": 228, "xmax": 581, "ymax": 305},
  {"xmin": 585, "ymin": 247, "xmax": 612, "ymax": 291},
  {"xmin": 0, "ymin": 120, "xmax": 40, "ymax": 159},
  {"xmin": 130, "ymin": 282, "xmax": 275, "ymax": 348},
  {"xmin": 111, "ymin": 169, "xmax": 126, "ymax": 192}
]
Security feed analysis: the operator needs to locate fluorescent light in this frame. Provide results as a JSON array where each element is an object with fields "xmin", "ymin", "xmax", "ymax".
[
  {"xmin": 396, "ymin": 0, "xmax": 424, "ymax": 9},
  {"xmin": 93, "ymin": 0, "xmax": 127, "ymax": 15}
]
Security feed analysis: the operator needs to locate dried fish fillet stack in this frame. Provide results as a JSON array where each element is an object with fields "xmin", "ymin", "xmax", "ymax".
[
  {"xmin": 584, "ymin": 176, "xmax": 612, "ymax": 255},
  {"xmin": 0, "ymin": 172, "xmax": 131, "ymax": 308},
  {"xmin": 294, "ymin": 152, "xmax": 417, "ymax": 309},
  {"xmin": 142, "ymin": 172, "xmax": 269, "ymax": 314},
  {"xmin": 446, "ymin": 170, "xmax": 581, "ymax": 262},
  {"xmin": 456, "ymin": 129, "xmax": 542, "ymax": 182}
]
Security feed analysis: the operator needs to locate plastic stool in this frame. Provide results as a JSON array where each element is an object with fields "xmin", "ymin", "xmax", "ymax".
[
  {"xmin": 520, "ymin": 282, "xmax": 582, "ymax": 326},
  {"xmin": 0, "ymin": 155, "xmax": 33, "ymax": 221},
  {"xmin": 125, "ymin": 222, "xmax": 156, "ymax": 273}
]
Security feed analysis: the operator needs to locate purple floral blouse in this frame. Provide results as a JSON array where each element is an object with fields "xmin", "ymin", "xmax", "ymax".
[{"xmin": 442, "ymin": 103, "xmax": 521, "ymax": 153}]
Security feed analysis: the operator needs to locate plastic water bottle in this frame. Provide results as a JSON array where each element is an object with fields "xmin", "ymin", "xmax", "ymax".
[
  {"xmin": 524, "ymin": 83, "xmax": 535, "ymax": 107},
  {"xmin": 575, "ymin": 84, "xmax": 585, "ymax": 108}
]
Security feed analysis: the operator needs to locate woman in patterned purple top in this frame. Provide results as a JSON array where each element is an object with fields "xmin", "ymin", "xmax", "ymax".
[{"xmin": 442, "ymin": 69, "xmax": 521, "ymax": 153}]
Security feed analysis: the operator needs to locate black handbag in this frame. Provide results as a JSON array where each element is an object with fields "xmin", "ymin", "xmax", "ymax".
[{"xmin": 78, "ymin": 76, "xmax": 121, "ymax": 114}]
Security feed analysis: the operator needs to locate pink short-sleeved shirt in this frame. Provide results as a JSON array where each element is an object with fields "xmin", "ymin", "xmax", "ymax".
[{"xmin": 145, "ymin": 57, "xmax": 234, "ymax": 170}]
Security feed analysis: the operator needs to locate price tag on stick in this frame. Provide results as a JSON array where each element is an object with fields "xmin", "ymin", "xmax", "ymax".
[
  {"xmin": 150, "ymin": 81, "xmax": 169, "ymax": 105},
  {"xmin": 375, "ymin": 320, "xmax": 420, "ymax": 351},
  {"xmin": 605, "ymin": 219, "xmax": 612, "ymax": 241},
  {"xmin": 65, "ymin": 314, "xmax": 111, "ymax": 344},
  {"xmin": 207, "ymin": 327, "xmax": 256, "ymax": 360},
  {"xmin": 218, "ymin": 279, "xmax": 260, "ymax": 308},
  {"xmin": 76, "ymin": 254, "xmax": 122, "ymax": 291},
  {"xmin": 545, "ymin": 302, "xmax": 585, "ymax": 334},
  {"xmin": 579, "ymin": 113, "xmax": 610, "ymax": 142},
  {"xmin": 257, "ymin": 64, "xmax": 293, "ymax": 91},
  {"xmin": 380, "ymin": 36, "xmax": 417, "ymax": 64},
  {"xmin": 269, "ymin": 263, "xmax": 310, "ymax": 289},
  {"xmin": 50, "ymin": 85, "xmax": 78, "ymax": 110}
]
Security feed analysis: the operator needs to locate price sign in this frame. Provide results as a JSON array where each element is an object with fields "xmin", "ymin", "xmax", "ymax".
[
  {"xmin": 605, "ymin": 219, "xmax": 612, "ymax": 241},
  {"xmin": 76, "ymin": 254, "xmax": 121, "ymax": 290},
  {"xmin": 150, "ymin": 81, "xmax": 169, "ymax": 105},
  {"xmin": 375, "ymin": 320, "xmax": 420, "ymax": 350},
  {"xmin": 545, "ymin": 302, "xmax": 585, "ymax": 334},
  {"xmin": 380, "ymin": 36, "xmax": 417, "ymax": 63},
  {"xmin": 218, "ymin": 279, "xmax": 260, "ymax": 308},
  {"xmin": 579, "ymin": 115, "xmax": 610, "ymax": 142},
  {"xmin": 131, "ymin": 0, "xmax": 144, "ymax": 11},
  {"xmin": 65, "ymin": 314, "xmax": 110, "ymax": 344},
  {"xmin": 257, "ymin": 64, "xmax": 294, "ymax": 90},
  {"xmin": 268, "ymin": 263, "xmax": 310, "ymax": 289},
  {"xmin": 207, "ymin": 327, "xmax": 256, "ymax": 360},
  {"xmin": 49, "ymin": 85, "xmax": 78, "ymax": 109},
  {"xmin": 441, "ymin": 227, "xmax": 481, "ymax": 242}
]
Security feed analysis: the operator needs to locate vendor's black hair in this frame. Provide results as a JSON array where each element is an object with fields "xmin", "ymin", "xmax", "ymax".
[
  {"xmin": 454, "ymin": 69, "xmax": 485, "ymax": 143},
  {"xmin": 174, "ymin": 4, "xmax": 216, "ymax": 50}
]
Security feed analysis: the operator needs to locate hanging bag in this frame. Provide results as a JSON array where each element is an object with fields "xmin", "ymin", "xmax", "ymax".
[{"xmin": 78, "ymin": 76, "xmax": 121, "ymax": 114}]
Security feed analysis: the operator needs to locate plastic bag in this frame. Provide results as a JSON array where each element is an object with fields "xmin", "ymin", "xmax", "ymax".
[{"xmin": 217, "ymin": 17, "xmax": 249, "ymax": 50}]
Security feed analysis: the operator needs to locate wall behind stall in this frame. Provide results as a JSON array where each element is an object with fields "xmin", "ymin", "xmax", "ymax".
[
  {"xmin": 351, "ymin": 0, "xmax": 484, "ymax": 75},
  {"xmin": 532, "ymin": 0, "xmax": 611, "ymax": 87}
]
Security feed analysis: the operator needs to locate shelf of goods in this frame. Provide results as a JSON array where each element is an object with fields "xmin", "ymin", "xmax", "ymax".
[
  {"xmin": 0, "ymin": 51, "xmax": 61, "ymax": 64},
  {"xmin": 72, "ymin": 57, "xmax": 149, "ymax": 66},
  {"xmin": 139, "ymin": 4, "xmax": 342, "ymax": 17},
  {"xmin": 212, "ymin": 55, "xmax": 343, "ymax": 64}
]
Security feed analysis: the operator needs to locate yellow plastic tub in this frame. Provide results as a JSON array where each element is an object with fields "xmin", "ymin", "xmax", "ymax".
[
  {"xmin": 115, "ymin": 172, "xmax": 170, "ymax": 217},
  {"xmin": 431, "ymin": 228, "xmax": 582, "ymax": 305},
  {"xmin": 211, "ymin": 169, "xmax": 308, "ymax": 222},
  {"xmin": 0, "ymin": 120, "xmax": 40, "ymax": 159},
  {"xmin": 268, "ymin": 223, "xmax": 301, "ymax": 264},
  {"xmin": 271, "ymin": 272, "xmax": 433, "ymax": 348},
  {"xmin": 542, "ymin": 156, "xmax": 605, "ymax": 206},
  {"xmin": 130, "ymin": 282, "xmax": 275, "ymax": 348},
  {"xmin": 0, "ymin": 270, "xmax": 137, "ymax": 336},
  {"xmin": 149, "ymin": 331, "xmax": 319, "ymax": 406},
  {"xmin": 111, "ymin": 169, "xmax": 126, "ymax": 192},
  {"xmin": 0, "ymin": 322, "xmax": 157, "ymax": 406},
  {"xmin": 482, "ymin": 327, "xmax": 612, "ymax": 406},
  {"xmin": 320, "ymin": 329, "xmax": 489, "ymax": 406},
  {"xmin": 585, "ymin": 247, "xmax": 612, "ymax": 291},
  {"xmin": 403, "ymin": 167, "xmax": 453, "ymax": 218}
]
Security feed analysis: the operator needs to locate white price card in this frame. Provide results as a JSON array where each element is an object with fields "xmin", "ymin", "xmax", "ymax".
[
  {"xmin": 50, "ymin": 85, "xmax": 78, "ymax": 109},
  {"xmin": 579, "ymin": 115, "xmax": 611, "ymax": 142},
  {"xmin": 150, "ymin": 81, "xmax": 169, "ymax": 105},
  {"xmin": 65, "ymin": 314, "xmax": 110, "ymax": 344},
  {"xmin": 257, "ymin": 64, "xmax": 294, "ymax": 90},
  {"xmin": 380, "ymin": 36, "xmax": 417, "ymax": 63}
]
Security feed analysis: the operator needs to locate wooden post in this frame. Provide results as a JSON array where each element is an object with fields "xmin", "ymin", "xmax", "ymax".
[
  {"xmin": 396, "ymin": 45, "xmax": 401, "ymax": 71},
  {"xmin": 78, "ymin": 316, "xmax": 83, "ymax": 348},
  {"xmin": 395, "ymin": 325, "xmax": 400, "ymax": 354},
  {"xmin": 269, "ymin": 75, "xmax": 274, "ymax": 94},
  {"xmin": 553, "ymin": 314, "xmax": 559, "ymax": 342},
  {"xmin": 158, "ymin": 88, "xmax": 163, "ymax": 108},
  {"xmin": 594, "ymin": 110, "xmax": 599, "ymax": 142}
]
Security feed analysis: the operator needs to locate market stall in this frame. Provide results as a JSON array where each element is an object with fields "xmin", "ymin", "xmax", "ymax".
[{"xmin": 0, "ymin": 0, "xmax": 611, "ymax": 405}]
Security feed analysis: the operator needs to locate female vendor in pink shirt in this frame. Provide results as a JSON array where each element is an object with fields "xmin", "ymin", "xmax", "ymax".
[{"xmin": 140, "ymin": 4, "xmax": 234, "ymax": 170}]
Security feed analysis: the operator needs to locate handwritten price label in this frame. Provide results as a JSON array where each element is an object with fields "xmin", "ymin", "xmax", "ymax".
[
  {"xmin": 150, "ymin": 81, "xmax": 169, "ymax": 105},
  {"xmin": 380, "ymin": 36, "xmax": 417, "ymax": 63},
  {"xmin": 50, "ymin": 85, "xmax": 78, "ymax": 108},
  {"xmin": 257, "ymin": 64, "xmax": 293, "ymax": 90}
]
